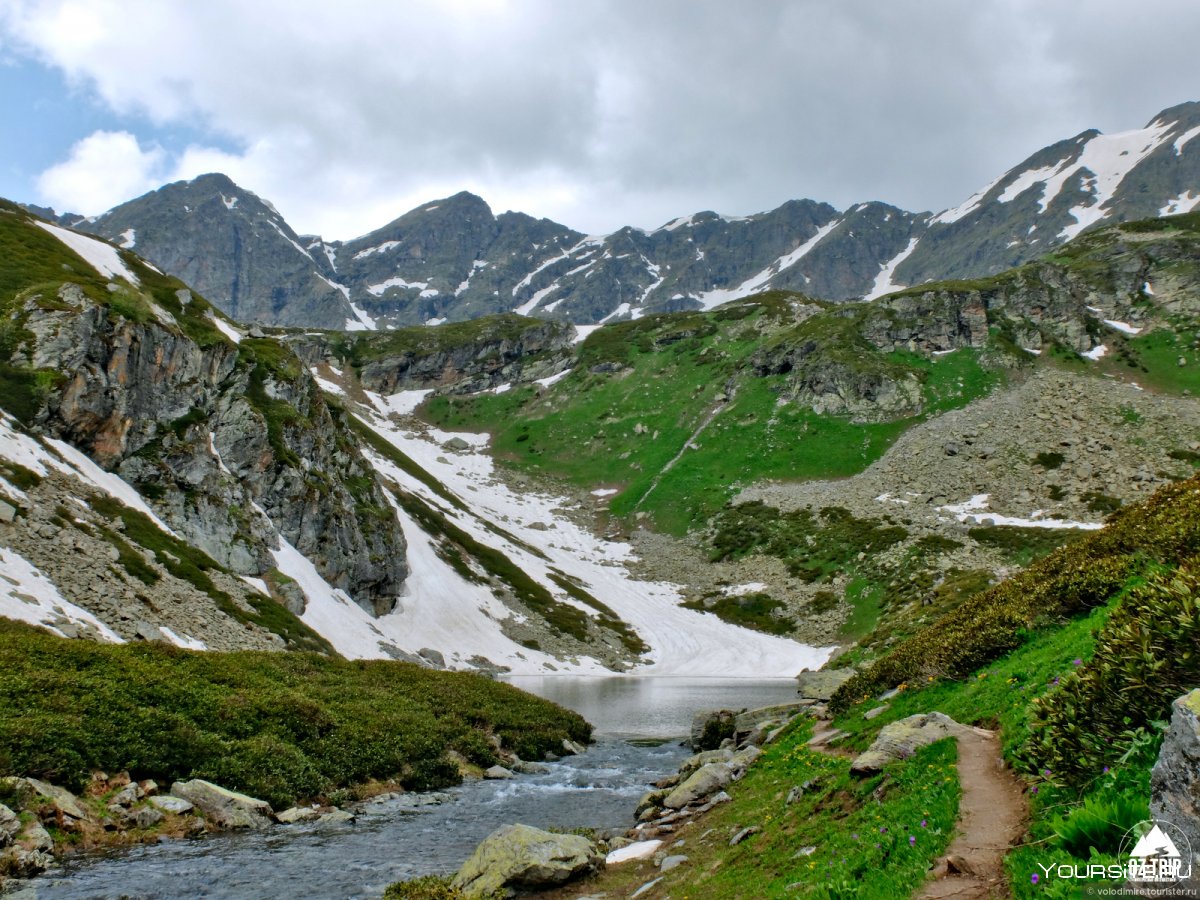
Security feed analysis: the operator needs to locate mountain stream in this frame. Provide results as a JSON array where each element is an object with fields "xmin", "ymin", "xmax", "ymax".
[{"xmin": 27, "ymin": 677, "xmax": 800, "ymax": 899}]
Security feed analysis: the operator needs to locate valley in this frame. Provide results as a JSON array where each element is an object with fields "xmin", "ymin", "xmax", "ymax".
[{"xmin": 0, "ymin": 104, "xmax": 1199, "ymax": 898}]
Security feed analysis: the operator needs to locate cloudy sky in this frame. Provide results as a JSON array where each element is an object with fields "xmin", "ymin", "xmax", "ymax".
[{"xmin": 1, "ymin": 0, "xmax": 1197, "ymax": 239}]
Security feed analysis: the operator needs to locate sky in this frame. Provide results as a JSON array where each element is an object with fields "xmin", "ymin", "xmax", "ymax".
[{"xmin": 1, "ymin": 0, "xmax": 1198, "ymax": 240}]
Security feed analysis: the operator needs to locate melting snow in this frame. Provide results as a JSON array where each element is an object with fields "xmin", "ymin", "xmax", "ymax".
[
  {"xmin": 352, "ymin": 241, "xmax": 401, "ymax": 260},
  {"xmin": 534, "ymin": 369, "xmax": 571, "ymax": 388},
  {"xmin": 590, "ymin": 488, "xmax": 618, "ymax": 498},
  {"xmin": 35, "ymin": 221, "xmax": 140, "ymax": 285},
  {"xmin": 572, "ymin": 325, "xmax": 602, "ymax": 344},
  {"xmin": 0, "ymin": 547, "xmax": 123, "ymax": 641},
  {"xmin": 1160, "ymin": 190, "xmax": 1200, "ymax": 216},
  {"xmin": 367, "ymin": 390, "xmax": 433, "ymax": 417},
  {"xmin": 207, "ymin": 311, "xmax": 243, "ymax": 344},
  {"xmin": 267, "ymin": 220, "xmax": 315, "ymax": 261},
  {"xmin": 931, "ymin": 172, "xmax": 1006, "ymax": 224},
  {"xmin": 693, "ymin": 220, "xmax": 838, "ymax": 309},
  {"xmin": 1103, "ymin": 319, "xmax": 1141, "ymax": 335},
  {"xmin": 158, "ymin": 625, "xmax": 207, "ymax": 650},
  {"xmin": 1174, "ymin": 123, "xmax": 1200, "ymax": 154},
  {"xmin": 720, "ymin": 583, "xmax": 767, "ymax": 597},
  {"xmin": 1082, "ymin": 344, "xmax": 1108, "ymax": 361},
  {"xmin": 347, "ymin": 407, "xmax": 832, "ymax": 676},
  {"xmin": 1143, "ymin": 281, "xmax": 1155, "ymax": 296},
  {"xmin": 366, "ymin": 276, "xmax": 428, "ymax": 297},
  {"xmin": 938, "ymin": 494, "xmax": 1102, "ymax": 531},
  {"xmin": 118, "ymin": 228, "xmax": 136, "ymax": 249},
  {"xmin": 863, "ymin": 237, "xmax": 919, "ymax": 301},
  {"xmin": 344, "ymin": 300, "xmax": 378, "ymax": 332},
  {"xmin": 221, "ymin": 195, "xmax": 238, "ymax": 210},
  {"xmin": 607, "ymin": 840, "xmax": 663, "ymax": 864}
]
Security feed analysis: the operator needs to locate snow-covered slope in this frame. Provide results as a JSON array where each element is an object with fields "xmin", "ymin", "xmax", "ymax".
[{"xmin": 343, "ymin": 390, "xmax": 832, "ymax": 676}]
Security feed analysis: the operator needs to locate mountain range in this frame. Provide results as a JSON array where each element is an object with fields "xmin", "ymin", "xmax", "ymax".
[{"xmin": 35, "ymin": 100, "xmax": 1200, "ymax": 332}]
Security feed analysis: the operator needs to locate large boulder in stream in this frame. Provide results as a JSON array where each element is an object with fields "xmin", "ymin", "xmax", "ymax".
[
  {"xmin": 170, "ymin": 779, "xmax": 274, "ymax": 830},
  {"xmin": 452, "ymin": 823, "xmax": 604, "ymax": 897}
]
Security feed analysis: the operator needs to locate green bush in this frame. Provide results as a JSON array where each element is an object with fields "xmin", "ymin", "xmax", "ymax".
[
  {"xmin": 382, "ymin": 875, "xmax": 475, "ymax": 900},
  {"xmin": 1020, "ymin": 564, "xmax": 1200, "ymax": 782},
  {"xmin": 831, "ymin": 476, "xmax": 1200, "ymax": 712},
  {"xmin": 0, "ymin": 620, "xmax": 590, "ymax": 806},
  {"xmin": 1050, "ymin": 791, "xmax": 1148, "ymax": 857}
]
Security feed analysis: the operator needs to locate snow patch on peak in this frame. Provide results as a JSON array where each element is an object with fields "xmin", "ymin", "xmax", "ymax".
[
  {"xmin": 118, "ymin": 228, "xmax": 136, "ymax": 249},
  {"xmin": 221, "ymin": 194, "xmax": 238, "ymax": 210},
  {"xmin": 863, "ymin": 237, "xmax": 919, "ymax": 301}
]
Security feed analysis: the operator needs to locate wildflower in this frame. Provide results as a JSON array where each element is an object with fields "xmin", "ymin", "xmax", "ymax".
[
  {"xmin": 1072, "ymin": 658, "xmax": 1082, "ymax": 666},
  {"xmin": 880, "ymin": 826, "xmax": 887, "ymax": 833},
  {"xmin": 1031, "ymin": 786, "xmax": 1039, "ymax": 795},
  {"xmin": 1103, "ymin": 766, "xmax": 1110, "ymax": 774},
  {"xmin": 1052, "ymin": 677, "xmax": 1059, "ymax": 685},
  {"xmin": 851, "ymin": 833, "xmax": 859, "ymax": 841},
  {"xmin": 909, "ymin": 835, "xmax": 916, "ymax": 846},
  {"xmin": 1031, "ymin": 873, "xmax": 1039, "ymax": 884},
  {"xmin": 920, "ymin": 819, "xmax": 927, "ymax": 828}
]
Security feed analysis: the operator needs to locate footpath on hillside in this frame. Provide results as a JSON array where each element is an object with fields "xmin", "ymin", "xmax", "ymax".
[{"xmin": 810, "ymin": 716, "xmax": 1026, "ymax": 897}]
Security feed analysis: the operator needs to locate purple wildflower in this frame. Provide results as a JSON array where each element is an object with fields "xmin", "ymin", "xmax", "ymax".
[
  {"xmin": 1031, "ymin": 873, "xmax": 1040, "ymax": 884},
  {"xmin": 920, "ymin": 819, "xmax": 927, "ymax": 828},
  {"xmin": 909, "ymin": 835, "xmax": 916, "ymax": 846}
]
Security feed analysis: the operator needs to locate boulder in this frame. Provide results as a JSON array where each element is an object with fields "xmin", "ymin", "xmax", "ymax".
[
  {"xmin": 0, "ymin": 804, "xmax": 19, "ymax": 846},
  {"xmin": 510, "ymin": 758, "xmax": 550, "ymax": 775},
  {"xmin": 0, "ymin": 847, "xmax": 52, "ymax": 878},
  {"xmin": 452, "ymin": 823, "xmax": 603, "ymax": 897},
  {"xmin": 677, "ymin": 748, "xmax": 733, "ymax": 779},
  {"xmin": 850, "ymin": 712, "xmax": 968, "ymax": 775},
  {"xmin": 277, "ymin": 806, "xmax": 322, "ymax": 824},
  {"xmin": 795, "ymin": 669, "xmax": 854, "ymax": 701},
  {"xmin": 659, "ymin": 854, "xmax": 688, "ymax": 871},
  {"xmin": 1150, "ymin": 689, "xmax": 1200, "ymax": 892},
  {"xmin": 110, "ymin": 782, "xmax": 141, "ymax": 807},
  {"xmin": 148, "ymin": 795, "xmax": 195, "ymax": 815},
  {"xmin": 663, "ymin": 762, "xmax": 734, "ymax": 809},
  {"xmin": 169, "ymin": 780, "xmax": 274, "ymax": 830},
  {"xmin": 690, "ymin": 709, "xmax": 736, "ymax": 750},
  {"xmin": 606, "ymin": 839, "xmax": 662, "ymax": 864},
  {"xmin": 561, "ymin": 739, "xmax": 587, "ymax": 756},
  {"xmin": 484, "ymin": 765, "xmax": 515, "ymax": 780},
  {"xmin": 131, "ymin": 807, "xmax": 165, "ymax": 829},
  {"xmin": 319, "ymin": 809, "xmax": 355, "ymax": 824},
  {"xmin": 23, "ymin": 777, "xmax": 89, "ymax": 821},
  {"xmin": 734, "ymin": 703, "xmax": 809, "ymax": 735}
]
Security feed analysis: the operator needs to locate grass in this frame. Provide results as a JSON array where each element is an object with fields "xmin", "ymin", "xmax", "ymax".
[
  {"xmin": 574, "ymin": 718, "xmax": 960, "ymax": 900},
  {"xmin": 421, "ymin": 300, "xmax": 1002, "ymax": 536},
  {"xmin": 0, "ymin": 618, "xmax": 590, "ymax": 811}
]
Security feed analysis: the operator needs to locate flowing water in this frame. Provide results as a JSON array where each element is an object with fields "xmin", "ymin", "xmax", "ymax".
[{"xmin": 27, "ymin": 677, "xmax": 800, "ymax": 899}]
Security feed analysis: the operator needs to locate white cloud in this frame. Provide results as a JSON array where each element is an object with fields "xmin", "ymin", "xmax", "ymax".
[
  {"xmin": 35, "ymin": 130, "xmax": 165, "ymax": 215},
  {"xmin": 7, "ymin": 0, "xmax": 1200, "ymax": 235}
]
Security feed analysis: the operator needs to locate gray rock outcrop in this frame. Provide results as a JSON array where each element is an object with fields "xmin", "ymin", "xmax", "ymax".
[
  {"xmin": 169, "ymin": 779, "xmax": 274, "ymax": 830},
  {"xmin": 451, "ymin": 823, "xmax": 604, "ymax": 898},
  {"xmin": 1150, "ymin": 689, "xmax": 1200, "ymax": 892},
  {"xmin": 851, "ymin": 712, "xmax": 970, "ymax": 775}
]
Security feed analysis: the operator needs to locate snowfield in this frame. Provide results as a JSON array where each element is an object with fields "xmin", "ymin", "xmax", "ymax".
[{"xmin": 338, "ymin": 392, "xmax": 832, "ymax": 676}]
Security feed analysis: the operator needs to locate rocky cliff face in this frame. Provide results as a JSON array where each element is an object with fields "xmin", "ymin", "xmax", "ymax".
[
  {"xmin": 292, "ymin": 314, "xmax": 575, "ymax": 395},
  {"xmin": 1, "ymin": 205, "xmax": 407, "ymax": 619},
  {"xmin": 77, "ymin": 102, "xmax": 1200, "ymax": 329}
]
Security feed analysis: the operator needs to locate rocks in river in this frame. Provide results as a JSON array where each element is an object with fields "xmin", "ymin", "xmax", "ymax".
[
  {"xmin": 277, "ymin": 806, "xmax": 322, "ymax": 824},
  {"xmin": 850, "ymin": 712, "xmax": 971, "ymax": 775},
  {"xmin": 561, "ymin": 739, "xmax": 587, "ymax": 756},
  {"xmin": 509, "ymin": 758, "xmax": 550, "ymax": 775},
  {"xmin": 663, "ymin": 762, "xmax": 736, "ymax": 810},
  {"xmin": 1150, "ymin": 689, "xmax": 1200, "ymax": 892},
  {"xmin": 451, "ymin": 823, "xmax": 604, "ymax": 897},
  {"xmin": 483, "ymin": 765, "xmax": 515, "ymax": 780},
  {"xmin": 690, "ymin": 709, "xmax": 736, "ymax": 750},
  {"xmin": 169, "ymin": 779, "xmax": 274, "ymax": 830}
]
